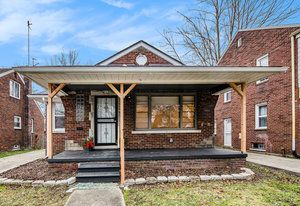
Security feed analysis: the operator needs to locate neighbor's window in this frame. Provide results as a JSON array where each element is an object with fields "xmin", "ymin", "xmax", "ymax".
[
  {"xmin": 76, "ymin": 94, "xmax": 85, "ymax": 122},
  {"xmin": 255, "ymin": 103, "xmax": 267, "ymax": 129},
  {"xmin": 256, "ymin": 54, "xmax": 269, "ymax": 84},
  {"xmin": 53, "ymin": 102, "xmax": 65, "ymax": 132},
  {"xmin": 14, "ymin": 116, "xmax": 21, "ymax": 129},
  {"xmin": 224, "ymin": 91, "xmax": 232, "ymax": 103},
  {"xmin": 31, "ymin": 118, "xmax": 34, "ymax": 133},
  {"xmin": 135, "ymin": 95, "xmax": 195, "ymax": 129},
  {"xmin": 9, "ymin": 80, "xmax": 20, "ymax": 99},
  {"xmin": 237, "ymin": 38, "xmax": 242, "ymax": 47}
]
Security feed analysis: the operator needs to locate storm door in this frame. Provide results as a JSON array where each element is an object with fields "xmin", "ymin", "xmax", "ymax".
[{"xmin": 95, "ymin": 96, "xmax": 118, "ymax": 145}]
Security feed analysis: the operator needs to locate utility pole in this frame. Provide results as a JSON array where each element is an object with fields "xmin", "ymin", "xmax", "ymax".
[{"xmin": 27, "ymin": 20, "xmax": 32, "ymax": 66}]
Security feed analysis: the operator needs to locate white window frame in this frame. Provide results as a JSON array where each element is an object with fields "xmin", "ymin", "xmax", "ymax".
[
  {"xmin": 256, "ymin": 54, "xmax": 269, "ymax": 84},
  {"xmin": 9, "ymin": 80, "xmax": 20, "ymax": 99},
  {"xmin": 31, "ymin": 119, "xmax": 34, "ymax": 133},
  {"xmin": 237, "ymin": 38, "xmax": 242, "ymax": 48},
  {"xmin": 224, "ymin": 91, "xmax": 232, "ymax": 103},
  {"xmin": 52, "ymin": 102, "xmax": 65, "ymax": 133},
  {"xmin": 14, "ymin": 116, "xmax": 22, "ymax": 129},
  {"xmin": 255, "ymin": 103, "xmax": 267, "ymax": 130}
]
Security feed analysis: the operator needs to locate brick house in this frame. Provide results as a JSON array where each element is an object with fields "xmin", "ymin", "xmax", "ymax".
[
  {"xmin": 16, "ymin": 40, "xmax": 283, "ymax": 184},
  {"xmin": 215, "ymin": 25, "xmax": 300, "ymax": 156},
  {"xmin": 0, "ymin": 68, "xmax": 45, "ymax": 151}
]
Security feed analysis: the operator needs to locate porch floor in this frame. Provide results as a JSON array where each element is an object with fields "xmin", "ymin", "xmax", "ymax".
[{"xmin": 48, "ymin": 148, "xmax": 247, "ymax": 163}]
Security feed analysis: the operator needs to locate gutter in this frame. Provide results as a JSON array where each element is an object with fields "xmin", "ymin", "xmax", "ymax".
[{"xmin": 291, "ymin": 29, "xmax": 300, "ymax": 158}]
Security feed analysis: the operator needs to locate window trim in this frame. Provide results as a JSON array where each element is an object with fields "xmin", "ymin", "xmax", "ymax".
[
  {"xmin": 223, "ymin": 91, "xmax": 232, "ymax": 103},
  {"xmin": 237, "ymin": 38, "xmax": 242, "ymax": 48},
  {"xmin": 256, "ymin": 54, "xmax": 269, "ymax": 66},
  {"xmin": 9, "ymin": 80, "xmax": 21, "ymax": 99},
  {"xmin": 256, "ymin": 54, "xmax": 269, "ymax": 85},
  {"xmin": 52, "ymin": 102, "xmax": 65, "ymax": 133},
  {"xmin": 135, "ymin": 93, "xmax": 197, "ymax": 131},
  {"xmin": 31, "ymin": 118, "xmax": 34, "ymax": 133},
  {"xmin": 255, "ymin": 103, "xmax": 267, "ymax": 130},
  {"xmin": 14, "ymin": 116, "xmax": 22, "ymax": 129}
]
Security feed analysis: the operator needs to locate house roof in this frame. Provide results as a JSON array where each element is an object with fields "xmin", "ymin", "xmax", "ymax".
[
  {"xmin": 14, "ymin": 65, "xmax": 286, "ymax": 91},
  {"xmin": 218, "ymin": 24, "xmax": 300, "ymax": 65},
  {"xmin": 95, "ymin": 40, "xmax": 184, "ymax": 66},
  {"xmin": 0, "ymin": 68, "xmax": 14, "ymax": 78}
]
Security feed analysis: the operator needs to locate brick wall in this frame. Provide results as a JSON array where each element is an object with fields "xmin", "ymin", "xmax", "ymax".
[
  {"xmin": 0, "ymin": 72, "xmax": 27, "ymax": 150},
  {"xmin": 111, "ymin": 47, "xmax": 173, "ymax": 65},
  {"xmin": 125, "ymin": 158, "xmax": 246, "ymax": 179},
  {"xmin": 53, "ymin": 92, "xmax": 91, "ymax": 154},
  {"xmin": 215, "ymin": 27, "xmax": 300, "ymax": 154}
]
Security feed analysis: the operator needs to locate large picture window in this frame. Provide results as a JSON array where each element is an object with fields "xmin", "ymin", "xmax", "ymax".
[{"xmin": 135, "ymin": 95, "xmax": 196, "ymax": 130}]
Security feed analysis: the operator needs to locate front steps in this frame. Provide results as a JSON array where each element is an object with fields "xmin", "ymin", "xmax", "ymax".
[{"xmin": 76, "ymin": 162, "xmax": 120, "ymax": 183}]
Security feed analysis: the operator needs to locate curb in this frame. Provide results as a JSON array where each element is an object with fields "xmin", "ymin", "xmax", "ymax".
[
  {"xmin": 124, "ymin": 168, "xmax": 255, "ymax": 187},
  {"xmin": 0, "ymin": 177, "xmax": 76, "ymax": 187}
]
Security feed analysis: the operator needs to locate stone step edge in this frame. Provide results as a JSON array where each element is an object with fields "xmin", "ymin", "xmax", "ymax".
[
  {"xmin": 123, "ymin": 168, "xmax": 255, "ymax": 187},
  {"xmin": 0, "ymin": 176, "xmax": 76, "ymax": 187}
]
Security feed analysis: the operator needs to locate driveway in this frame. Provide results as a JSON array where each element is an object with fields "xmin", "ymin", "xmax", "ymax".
[
  {"xmin": 247, "ymin": 152, "xmax": 300, "ymax": 175},
  {"xmin": 0, "ymin": 149, "xmax": 45, "ymax": 174}
]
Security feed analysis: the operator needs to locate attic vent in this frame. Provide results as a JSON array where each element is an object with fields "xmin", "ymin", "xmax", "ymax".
[{"xmin": 136, "ymin": 53, "xmax": 148, "ymax": 65}]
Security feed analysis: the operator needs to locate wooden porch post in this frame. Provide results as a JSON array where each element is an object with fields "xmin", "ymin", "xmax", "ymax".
[
  {"xmin": 229, "ymin": 82, "xmax": 247, "ymax": 153},
  {"xmin": 46, "ymin": 83, "xmax": 66, "ymax": 159},
  {"xmin": 107, "ymin": 83, "xmax": 136, "ymax": 185}
]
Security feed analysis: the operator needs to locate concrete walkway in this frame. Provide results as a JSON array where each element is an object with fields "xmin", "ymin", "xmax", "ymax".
[
  {"xmin": 65, "ymin": 184, "xmax": 125, "ymax": 206},
  {"xmin": 247, "ymin": 152, "xmax": 300, "ymax": 175},
  {"xmin": 0, "ymin": 149, "xmax": 45, "ymax": 174}
]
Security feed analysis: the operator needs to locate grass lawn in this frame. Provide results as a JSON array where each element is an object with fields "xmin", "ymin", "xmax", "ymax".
[
  {"xmin": 0, "ymin": 185, "xmax": 69, "ymax": 206},
  {"xmin": 0, "ymin": 149, "xmax": 34, "ymax": 158},
  {"xmin": 124, "ymin": 163, "xmax": 300, "ymax": 206}
]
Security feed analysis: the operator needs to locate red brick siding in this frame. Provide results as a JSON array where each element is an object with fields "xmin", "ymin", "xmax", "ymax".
[
  {"xmin": 53, "ymin": 92, "xmax": 91, "ymax": 154},
  {"xmin": 0, "ymin": 72, "xmax": 27, "ymax": 150},
  {"xmin": 111, "ymin": 47, "xmax": 173, "ymax": 65},
  {"xmin": 215, "ymin": 27, "xmax": 300, "ymax": 154},
  {"xmin": 125, "ymin": 158, "xmax": 246, "ymax": 179}
]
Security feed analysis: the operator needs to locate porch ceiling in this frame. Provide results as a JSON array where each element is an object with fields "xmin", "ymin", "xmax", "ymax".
[{"xmin": 14, "ymin": 66, "xmax": 286, "ymax": 89}]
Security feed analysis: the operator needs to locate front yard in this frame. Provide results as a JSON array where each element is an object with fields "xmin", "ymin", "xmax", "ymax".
[
  {"xmin": 0, "ymin": 185, "xmax": 69, "ymax": 206},
  {"xmin": 0, "ymin": 149, "xmax": 34, "ymax": 158},
  {"xmin": 124, "ymin": 163, "xmax": 300, "ymax": 206}
]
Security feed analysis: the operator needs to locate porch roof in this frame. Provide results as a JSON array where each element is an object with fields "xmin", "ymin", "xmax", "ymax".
[{"xmin": 14, "ymin": 65, "xmax": 286, "ymax": 89}]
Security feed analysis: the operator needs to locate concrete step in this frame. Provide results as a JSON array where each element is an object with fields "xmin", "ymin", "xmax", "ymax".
[{"xmin": 76, "ymin": 171, "xmax": 120, "ymax": 183}]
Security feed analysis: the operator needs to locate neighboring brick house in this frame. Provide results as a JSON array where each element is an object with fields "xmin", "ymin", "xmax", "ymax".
[
  {"xmin": 215, "ymin": 25, "xmax": 300, "ymax": 155},
  {"xmin": 0, "ymin": 68, "xmax": 45, "ymax": 151}
]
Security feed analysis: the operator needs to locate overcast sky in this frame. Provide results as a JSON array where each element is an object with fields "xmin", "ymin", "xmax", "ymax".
[{"xmin": 0, "ymin": 0, "xmax": 299, "ymax": 67}]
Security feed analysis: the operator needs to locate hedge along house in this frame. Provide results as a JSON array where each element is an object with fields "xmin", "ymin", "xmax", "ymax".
[{"xmin": 15, "ymin": 41, "xmax": 284, "ymax": 184}]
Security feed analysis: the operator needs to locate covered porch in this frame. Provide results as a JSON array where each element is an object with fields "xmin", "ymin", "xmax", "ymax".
[
  {"xmin": 15, "ymin": 65, "xmax": 285, "ymax": 184},
  {"xmin": 48, "ymin": 147, "xmax": 247, "ymax": 163}
]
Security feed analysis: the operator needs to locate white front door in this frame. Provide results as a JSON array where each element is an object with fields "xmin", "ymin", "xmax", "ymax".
[{"xmin": 224, "ymin": 118, "xmax": 232, "ymax": 147}]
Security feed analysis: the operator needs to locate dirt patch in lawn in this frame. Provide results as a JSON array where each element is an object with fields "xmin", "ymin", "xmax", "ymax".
[{"xmin": 0, "ymin": 159, "xmax": 76, "ymax": 181}]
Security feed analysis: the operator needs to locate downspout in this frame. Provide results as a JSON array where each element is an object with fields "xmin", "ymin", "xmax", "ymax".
[{"xmin": 291, "ymin": 30, "xmax": 300, "ymax": 158}]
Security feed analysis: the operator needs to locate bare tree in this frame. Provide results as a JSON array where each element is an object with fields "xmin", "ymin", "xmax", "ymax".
[
  {"xmin": 49, "ymin": 49, "xmax": 79, "ymax": 66},
  {"xmin": 161, "ymin": 0, "xmax": 299, "ymax": 65}
]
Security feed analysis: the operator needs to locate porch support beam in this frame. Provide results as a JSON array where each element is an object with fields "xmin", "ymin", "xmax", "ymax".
[
  {"xmin": 106, "ymin": 83, "xmax": 136, "ymax": 185},
  {"xmin": 229, "ymin": 82, "xmax": 247, "ymax": 153},
  {"xmin": 46, "ymin": 83, "xmax": 65, "ymax": 159}
]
